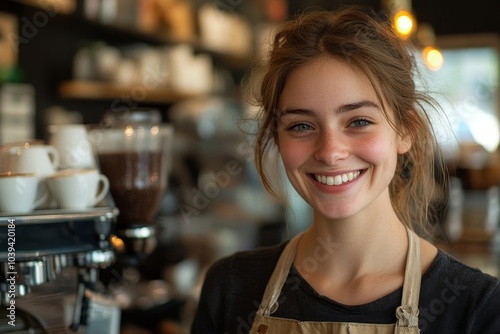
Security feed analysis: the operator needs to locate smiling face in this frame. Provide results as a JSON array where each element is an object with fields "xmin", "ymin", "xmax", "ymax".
[{"xmin": 277, "ymin": 57, "xmax": 411, "ymax": 222}]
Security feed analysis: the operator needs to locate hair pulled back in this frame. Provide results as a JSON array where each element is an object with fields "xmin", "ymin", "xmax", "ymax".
[{"xmin": 250, "ymin": 6, "xmax": 447, "ymax": 234}]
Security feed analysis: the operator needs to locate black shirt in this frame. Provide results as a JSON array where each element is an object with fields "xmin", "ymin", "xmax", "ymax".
[{"xmin": 192, "ymin": 241, "xmax": 500, "ymax": 334}]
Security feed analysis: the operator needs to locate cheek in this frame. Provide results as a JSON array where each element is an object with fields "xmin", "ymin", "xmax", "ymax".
[
  {"xmin": 278, "ymin": 137, "xmax": 308, "ymax": 169},
  {"xmin": 357, "ymin": 134, "xmax": 399, "ymax": 167}
]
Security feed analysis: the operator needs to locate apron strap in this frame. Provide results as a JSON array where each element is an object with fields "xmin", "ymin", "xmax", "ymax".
[
  {"xmin": 256, "ymin": 233, "xmax": 303, "ymax": 317},
  {"xmin": 256, "ymin": 226, "xmax": 423, "ymax": 331},
  {"xmin": 395, "ymin": 227, "xmax": 422, "ymax": 329}
]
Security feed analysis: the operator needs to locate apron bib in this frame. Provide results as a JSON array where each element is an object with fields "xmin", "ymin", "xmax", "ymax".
[{"xmin": 250, "ymin": 227, "xmax": 421, "ymax": 334}]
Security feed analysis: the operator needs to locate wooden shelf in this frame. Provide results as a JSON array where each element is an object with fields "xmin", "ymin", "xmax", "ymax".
[
  {"xmin": 69, "ymin": 16, "xmax": 252, "ymax": 71},
  {"xmin": 81, "ymin": 20, "xmax": 252, "ymax": 71},
  {"xmin": 90, "ymin": 20, "xmax": 253, "ymax": 71},
  {"xmin": 59, "ymin": 80, "xmax": 201, "ymax": 103},
  {"xmin": 8, "ymin": 0, "xmax": 252, "ymax": 71},
  {"xmin": 10, "ymin": 0, "xmax": 76, "ymax": 14}
]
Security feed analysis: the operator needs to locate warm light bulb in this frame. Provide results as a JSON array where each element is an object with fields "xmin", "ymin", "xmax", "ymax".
[
  {"xmin": 393, "ymin": 10, "xmax": 415, "ymax": 39},
  {"xmin": 111, "ymin": 235, "xmax": 125, "ymax": 252},
  {"xmin": 150, "ymin": 125, "xmax": 159, "ymax": 136},
  {"xmin": 423, "ymin": 46, "xmax": 444, "ymax": 71},
  {"xmin": 124, "ymin": 125, "xmax": 135, "ymax": 138}
]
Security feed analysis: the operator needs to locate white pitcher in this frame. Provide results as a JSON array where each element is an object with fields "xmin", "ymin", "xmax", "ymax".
[{"xmin": 48, "ymin": 124, "xmax": 96, "ymax": 169}]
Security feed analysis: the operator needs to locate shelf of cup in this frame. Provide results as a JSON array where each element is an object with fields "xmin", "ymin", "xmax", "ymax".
[
  {"xmin": 59, "ymin": 80, "xmax": 201, "ymax": 103},
  {"xmin": 8, "ymin": 0, "xmax": 76, "ymax": 14}
]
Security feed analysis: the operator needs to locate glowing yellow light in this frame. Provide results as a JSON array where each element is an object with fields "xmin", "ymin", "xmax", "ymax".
[
  {"xmin": 111, "ymin": 235, "xmax": 125, "ymax": 252},
  {"xmin": 423, "ymin": 46, "xmax": 444, "ymax": 71},
  {"xmin": 393, "ymin": 10, "xmax": 415, "ymax": 39},
  {"xmin": 124, "ymin": 125, "xmax": 135, "ymax": 138},
  {"xmin": 150, "ymin": 125, "xmax": 159, "ymax": 136}
]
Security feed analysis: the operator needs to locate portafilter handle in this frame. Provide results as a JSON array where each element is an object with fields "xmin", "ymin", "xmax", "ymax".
[{"xmin": 69, "ymin": 268, "xmax": 96, "ymax": 332}]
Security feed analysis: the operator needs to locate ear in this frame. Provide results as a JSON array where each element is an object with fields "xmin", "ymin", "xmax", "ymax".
[
  {"xmin": 397, "ymin": 114, "xmax": 413, "ymax": 154},
  {"xmin": 397, "ymin": 133, "xmax": 412, "ymax": 154},
  {"xmin": 397, "ymin": 110, "xmax": 421, "ymax": 154}
]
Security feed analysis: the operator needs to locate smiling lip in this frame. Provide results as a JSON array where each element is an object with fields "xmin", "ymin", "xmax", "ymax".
[{"xmin": 313, "ymin": 171, "xmax": 362, "ymax": 186}]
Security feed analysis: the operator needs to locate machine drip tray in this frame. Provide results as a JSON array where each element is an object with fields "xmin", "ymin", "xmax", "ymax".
[
  {"xmin": 6, "ymin": 267, "xmax": 78, "ymax": 334},
  {"xmin": 0, "ymin": 206, "xmax": 120, "ymax": 333}
]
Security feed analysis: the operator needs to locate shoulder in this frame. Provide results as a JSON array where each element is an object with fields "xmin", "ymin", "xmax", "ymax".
[
  {"xmin": 204, "ymin": 241, "xmax": 288, "ymax": 284},
  {"xmin": 192, "ymin": 242, "xmax": 288, "ymax": 334},
  {"xmin": 422, "ymin": 250, "xmax": 499, "ymax": 300},
  {"xmin": 198, "ymin": 240, "xmax": 289, "ymax": 306},
  {"xmin": 441, "ymin": 250, "xmax": 500, "ymax": 308},
  {"xmin": 420, "ymin": 250, "xmax": 500, "ymax": 333},
  {"xmin": 436, "ymin": 250, "xmax": 499, "ymax": 288}
]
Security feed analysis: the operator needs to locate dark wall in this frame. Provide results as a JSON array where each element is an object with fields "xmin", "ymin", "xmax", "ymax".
[
  {"xmin": 288, "ymin": 0, "xmax": 381, "ymax": 16},
  {"xmin": 288, "ymin": 0, "xmax": 500, "ymax": 35},
  {"xmin": 0, "ymin": 1, "xmax": 173, "ymax": 139},
  {"xmin": 412, "ymin": 0, "xmax": 500, "ymax": 36}
]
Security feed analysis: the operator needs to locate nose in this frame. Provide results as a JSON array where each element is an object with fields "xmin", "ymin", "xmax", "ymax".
[{"xmin": 313, "ymin": 130, "xmax": 349, "ymax": 165}]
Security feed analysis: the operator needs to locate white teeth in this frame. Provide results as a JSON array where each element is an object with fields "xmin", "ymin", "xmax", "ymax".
[
  {"xmin": 315, "ymin": 171, "xmax": 361, "ymax": 186},
  {"xmin": 327, "ymin": 176, "xmax": 334, "ymax": 185}
]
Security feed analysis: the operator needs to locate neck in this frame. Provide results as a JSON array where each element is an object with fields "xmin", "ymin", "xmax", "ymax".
[{"xmin": 294, "ymin": 206, "xmax": 408, "ymax": 282}]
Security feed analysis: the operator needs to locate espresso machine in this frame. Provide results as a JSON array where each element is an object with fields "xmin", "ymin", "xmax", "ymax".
[
  {"xmin": 0, "ymin": 109, "xmax": 173, "ymax": 333},
  {"xmin": 0, "ymin": 203, "xmax": 118, "ymax": 333}
]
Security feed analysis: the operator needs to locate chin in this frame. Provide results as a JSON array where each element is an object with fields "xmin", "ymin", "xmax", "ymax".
[{"xmin": 314, "ymin": 204, "xmax": 359, "ymax": 221}]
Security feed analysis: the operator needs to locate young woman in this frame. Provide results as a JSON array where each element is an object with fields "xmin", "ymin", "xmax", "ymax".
[{"xmin": 191, "ymin": 7, "xmax": 500, "ymax": 334}]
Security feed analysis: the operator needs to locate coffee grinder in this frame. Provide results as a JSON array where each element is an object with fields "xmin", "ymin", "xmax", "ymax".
[{"xmin": 90, "ymin": 109, "xmax": 174, "ymax": 266}]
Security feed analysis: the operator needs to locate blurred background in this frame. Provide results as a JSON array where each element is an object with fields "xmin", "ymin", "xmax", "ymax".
[{"xmin": 0, "ymin": 0, "xmax": 499, "ymax": 333}]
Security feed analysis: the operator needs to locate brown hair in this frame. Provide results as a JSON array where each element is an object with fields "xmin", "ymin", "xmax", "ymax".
[{"xmin": 248, "ymin": 6, "xmax": 447, "ymax": 235}]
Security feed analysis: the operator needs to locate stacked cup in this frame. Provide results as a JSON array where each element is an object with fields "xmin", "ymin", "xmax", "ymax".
[
  {"xmin": 45, "ymin": 168, "xmax": 109, "ymax": 210},
  {"xmin": 0, "ymin": 141, "xmax": 58, "ymax": 213},
  {"xmin": 46, "ymin": 124, "xmax": 109, "ymax": 210},
  {"xmin": 0, "ymin": 124, "xmax": 110, "ymax": 213},
  {"xmin": 0, "ymin": 171, "xmax": 49, "ymax": 213}
]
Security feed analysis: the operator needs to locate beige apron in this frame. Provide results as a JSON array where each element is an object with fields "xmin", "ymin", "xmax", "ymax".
[{"xmin": 249, "ymin": 227, "xmax": 421, "ymax": 334}]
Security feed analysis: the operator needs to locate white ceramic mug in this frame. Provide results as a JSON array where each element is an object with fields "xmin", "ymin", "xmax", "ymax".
[
  {"xmin": 46, "ymin": 169, "xmax": 109, "ymax": 210},
  {"xmin": 0, "ymin": 140, "xmax": 45, "ymax": 172},
  {"xmin": 48, "ymin": 124, "xmax": 96, "ymax": 169},
  {"xmin": 5, "ymin": 144, "xmax": 59, "ymax": 178},
  {"xmin": 0, "ymin": 172, "xmax": 49, "ymax": 213}
]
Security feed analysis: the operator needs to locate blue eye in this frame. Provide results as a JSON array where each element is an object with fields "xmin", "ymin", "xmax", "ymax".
[
  {"xmin": 350, "ymin": 118, "xmax": 372, "ymax": 128},
  {"xmin": 289, "ymin": 123, "xmax": 313, "ymax": 132}
]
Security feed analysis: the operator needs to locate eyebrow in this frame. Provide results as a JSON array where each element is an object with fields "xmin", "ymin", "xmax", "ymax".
[
  {"xmin": 279, "ymin": 100, "xmax": 380, "ymax": 118},
  {"xmin": 337, "ymin": 100, "xmax": 379, "ymax": 114}
]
